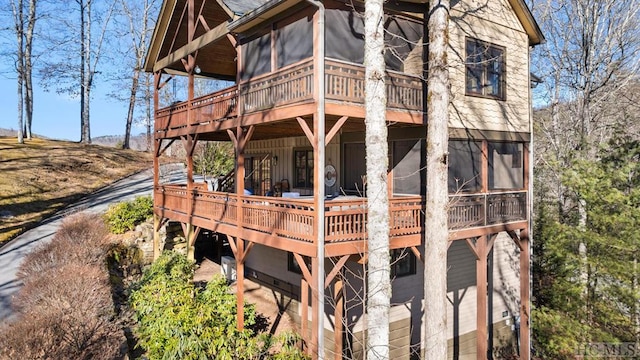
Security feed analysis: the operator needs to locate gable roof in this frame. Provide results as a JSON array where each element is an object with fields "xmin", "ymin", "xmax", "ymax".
[{"xmin": 144, "ymin": 0, "xmax": 544, "ymax": 76}]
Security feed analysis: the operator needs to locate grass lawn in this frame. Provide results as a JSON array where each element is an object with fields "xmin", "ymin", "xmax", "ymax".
[{"xmin": 0, "ymin": 137, "xmax": 152, "ymax": 245}]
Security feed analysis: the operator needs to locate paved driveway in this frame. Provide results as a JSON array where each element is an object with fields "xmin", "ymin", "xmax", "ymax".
[{"xmin": 0, "ymin": 164, "xmax": 184, "ymax": 321}]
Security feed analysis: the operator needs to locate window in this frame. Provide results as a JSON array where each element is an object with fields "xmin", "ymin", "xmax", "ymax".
[
  {"xmin": 488, "ymin": 142, "xmax": 523, "ymax": 190},
  {"xmin": 294, "ymin": 149, "xmax": 314, "ymax": 188},
  {"xmin": 391, "ymin": 249, "xmax": 416, "ymax": 278},
  {"xmin": 448, "ymin": 140, "xmax": 482, "ymax": 193},
  {"xmin": 392, "ymin": 139, "xmax": 424, "ymax": 195},
  {"xmin": 288, "ymin": 252, "xmax": 311, "ymax": 274},
  {"xmin": 466, "ymin": 39, "xmax": 505, "ymax": 100}
]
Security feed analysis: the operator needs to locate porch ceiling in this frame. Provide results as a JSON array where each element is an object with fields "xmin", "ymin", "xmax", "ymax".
[
  {"xmin": 148, "ymin": 0, "xmax": 237, "ymax": 79},
  {"xmin": 195, "ymin": 115, "xmax": 421, "ymax": 142}
]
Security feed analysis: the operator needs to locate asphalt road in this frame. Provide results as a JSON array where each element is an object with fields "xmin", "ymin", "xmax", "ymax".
[{"xmin": 0, "ymin": 164, "xmax": 185, "ymax": 321}]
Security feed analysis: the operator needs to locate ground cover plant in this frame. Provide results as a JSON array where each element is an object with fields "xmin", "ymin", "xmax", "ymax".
[{"xmin": 104, "ymin": 195, "xmax": 154, "ymax": 234}]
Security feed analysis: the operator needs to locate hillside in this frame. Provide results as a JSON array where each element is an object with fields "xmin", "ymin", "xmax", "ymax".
[
  {"xmin": 0, "ymin": 137, "xmax": 152, "ymax": 245},
  {"xmin": 93, "ymin": 133, "xmax": 151, "ymax": 151}
]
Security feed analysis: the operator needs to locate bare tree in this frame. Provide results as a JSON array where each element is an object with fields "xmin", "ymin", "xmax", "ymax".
[
  {"xmin": 22, "ymin": 0, "xmax": 36, "ymax": 140},
  {"xmin": 40, "ymin": 0, "xmax": 116, "ymax": 143},
  {"xmin": 118, "ymin": 0, "xmax": 158, "ymax": 149},
  {"xmin": 423, "ymin": 0, "xmax": 450, "ymax": 358},
  {"xmin": 9, "ymin": 0, "xmax": 25, "ymax": 144},
  {"xmin": 364, "ymin": 0, "xmax": 391, "ymax": 358}
]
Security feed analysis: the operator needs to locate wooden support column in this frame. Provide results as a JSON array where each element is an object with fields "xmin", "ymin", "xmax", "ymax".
[
  {"xmin": 333, "ymin": 279, "xmax": 343, "ymax": 360},
  {"xmin": 237, "ymin": 237, "xmax": 245, "ymax": 330},
  {"xmin": 311, "ymin": 256, "xmax": 320, "ymax": 357},
  {"xmin": 228, "ymin": 235, "xmax": 254, "ymax": 331},
  {"xmin": 302, "ymin": 278, "xmax": 309, "ymax": 354},
  {"xmin": 153, "ymin": 214, "xmax": 161, "ymax": 260},
  {"xmin": 476, "ymin": 235, "xmax": 488, "ymax": 360},
  {"xmin": 519, "ymin": 229, "xmax": 530, "ymax": 360},
  {"xmin": 481, "ymin": 140, "xmax": 489, "ymax": 193}
]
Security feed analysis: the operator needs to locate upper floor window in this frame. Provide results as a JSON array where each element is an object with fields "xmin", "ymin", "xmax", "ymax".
[{"xmin": 465, "ymin": 39, "xmax": 505, "ymax": 100}]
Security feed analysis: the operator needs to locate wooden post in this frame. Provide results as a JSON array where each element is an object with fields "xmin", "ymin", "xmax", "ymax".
[
  {"xmin": 237, "ymin": 237, "xmax": 245, "ymax": 330},
  {"xmin": 334, "ymin": 279, "xmax": 343, "ymax": 360},
  {"xmin": 153, "ymin": 214, "xmax": 161, "ymax": 260},
  {"xmin": 302, "ymin": 278, "xmax": 309, "ymax": 354},
  {"xmin": 481, "ymin": 140, "xmax": 489, "ymax": 193},
  {"xmin": 311, "ymin": 256, "xmax": 319, "ymax": 357},
  {"xmin": 519, "ymin": 229, "xmax": 530, "ymax": 360},
  {"xmin": 476, "ymin": 235, "xmax": 488, "ymax": 360}
]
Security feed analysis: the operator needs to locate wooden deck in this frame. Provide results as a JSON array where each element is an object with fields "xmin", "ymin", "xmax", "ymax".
[
  {"xmin": 154, "ymin": 58, "xmax": 424, "ymax": 139},
  {"xmin": 155, "ymin": 185, "xmax": 527, "ymax": 257}
]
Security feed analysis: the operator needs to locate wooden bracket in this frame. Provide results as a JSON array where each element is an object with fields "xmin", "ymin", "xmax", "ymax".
[
  {"xmin": 325, "ymin": 116, "xmax": 348, "ymax": 144},
  {"xmin": 297, "ymin": 117, "xmax": 315, "ymax": 148},
  {"xmin": 293, "ymin": 253, "xmax": 313, "ymax": 285},
  {"xmin": 325, "ymin": 255, "xmax": 350, "ymax": 288},
  {"xmin": 507, "ymin": 230, "xmax": 525, "ymax": 251},
  {"xmin": 410, "ymin": 246, "xmax": 423, "ymax": 263}
]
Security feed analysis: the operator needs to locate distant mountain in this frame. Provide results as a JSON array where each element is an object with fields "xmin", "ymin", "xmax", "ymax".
[
  {"xmin": 0, "ymin": 128, "xmax": 48, "ymax": 139},
  {"xmin": 92, "ymin": 133, "xmax": 151, "ymax": 151}
]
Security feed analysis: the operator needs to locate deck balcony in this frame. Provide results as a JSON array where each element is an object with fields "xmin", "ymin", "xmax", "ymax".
[
  {"xmin": 155, "ymin": 184, "xmax": 528, "ymax": 257},
  {"xmin": 154, "ymin": 58, "xmax": 423, "ymax": 139}
]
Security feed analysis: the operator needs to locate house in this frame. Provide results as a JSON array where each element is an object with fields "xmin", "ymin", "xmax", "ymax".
[{"xmin": 143, "ymin": 0, "xmax": 544, "ymax": 359}]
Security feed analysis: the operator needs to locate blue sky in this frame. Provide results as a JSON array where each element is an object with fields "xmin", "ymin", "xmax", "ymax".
[{"xmin": 0, "ymin": 77, "xmax": 143, "ymax": 141}]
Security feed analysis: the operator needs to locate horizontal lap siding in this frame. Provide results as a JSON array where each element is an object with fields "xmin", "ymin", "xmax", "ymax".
[
  {"xmin": 447, "ymin": 240, "xmax": 478, "ymax": 338},
  {"xmin": 491, "ymin": 233, "xmax": 521, "ymax": 322},
  {"xmin": 449, "ymin": 0, "xmax": 530, "ymax": 134}
]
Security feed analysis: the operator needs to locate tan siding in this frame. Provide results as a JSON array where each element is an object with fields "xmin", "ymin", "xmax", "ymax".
[
  {"xmin": 447, "ymin": 240, "xmax": 478, "ymax": 337},
  {"xmin": 491, "ymin": 233, "xmax": 521, "ymax": 322},
  {"xmin": 449, "ymin": 0, "xmax": 531, "ymax": 134}
]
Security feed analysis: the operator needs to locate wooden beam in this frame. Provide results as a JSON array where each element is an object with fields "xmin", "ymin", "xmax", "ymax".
[
  {"xmin": 216, "ymin": 0, "xmax": 236, "ymax": 19},
  {"xmin": 448, "ymin": 221, "xmax": 528, "ymax": 241},
  {"xmin": 410, "ymin": 246, "xmax": 423, "ymax": 263},
  {"xmin": 293, "ymin": 252, "xmax": 313, "ymax": 285},
  {"xmin": 325, "ymin": 116, "xmax": 348, "ymax": 145},
  {"xmin": 325, "ymin": 255, "xmax": 349, "ymax": 289},
  {"xmin": 334, "ymin": 279, "xmax": 344, "ymax": 360},
  {"xmin": 507, "ymin": 230, "xmax": 525, "ymax": 251},
  {"xmin": 226, "ymin": 33, "xmax": 237, "ymax": 47},
  {"xmin": 237, "ymin": 237, "xmax": 245, "ymax": 329},
  {"xmin": 301, "ymin": 278, "xmax": 309, "ymax": 354},
  {"xmin": 297, "ymin": 117, "xmax": 315, "ymax": 148},
  {"xmin": 519, "ymin": 228, "xmax": 531, "ymax": 360},
  {"xmin": 153, "ymin": 21, "xmax": 230, "ymax": 72},
  {"xmin": 227, "ymin": 235, "xmax": 238, "ymax": 258},
  {"xmin": 240, "ymin": 125, "xmax": 255, "ymax": 150},
  {"xmin": 465, "ymin": 238, "xmax": 480, "ymax": 260},
  {"xmin": 477, "ymin": 235, "xmax": 488, "ymax": 360}
]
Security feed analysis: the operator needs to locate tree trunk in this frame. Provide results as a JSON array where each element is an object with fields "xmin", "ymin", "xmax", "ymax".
[
  {"xmin": 145, "ymin": 73, "xmax": 152, "ymax": 152},
  {"xmin": 364, "ymin": 0, "xmax": 390, "ymax": 359},
  {"xmin": 23, "ymin": 0, "xmax": 36, "ymax": 140},
  {"xmin": 12, "ymin": 0, "xmax": 25, "ymax": 144},
  {"xmin": 423, "ymin": 0, "xmax": 450, "ymax": 358},
  {"xmin": 123, "ymin": 70, "xmax": 140, "ymax": 149}
]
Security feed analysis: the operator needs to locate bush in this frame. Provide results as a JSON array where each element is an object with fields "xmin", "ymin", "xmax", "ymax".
[
  {"xmin": 104, "ymin": 196, "xmax": 153, "ymax": 234},
  {"xmin": 18, "ymin": 212, "xmax": 108, "ymax": 279},
  {"xmin": 130, "ymin": 252, "xmax": 309, "ymax": 360},
  {"xmin": 0, "ymin": 212, "xmax": 125, "ymax": 360}
]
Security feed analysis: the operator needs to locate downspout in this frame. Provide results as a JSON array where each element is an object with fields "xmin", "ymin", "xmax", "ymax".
[
  {"xmin": 526, "ymin": 45, "xmax": 535, "ymax": 360},
  {"xmin": 305, "ymin": 0, "xmax": 325, "ymax": 358}
]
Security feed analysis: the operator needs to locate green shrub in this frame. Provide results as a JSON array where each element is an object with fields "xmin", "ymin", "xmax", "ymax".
[
  {"xmin": 130, "ymin": 252, "xmax": 309, "ymax": 360},
  {"xmin": 104, "ymin": 196, "xmax": 153, "ymax": 234}
]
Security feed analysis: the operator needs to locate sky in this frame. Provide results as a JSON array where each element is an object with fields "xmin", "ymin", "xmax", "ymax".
[{"xmin": 0, "ymin": 77, "xmax": 145, "ymax": 142}]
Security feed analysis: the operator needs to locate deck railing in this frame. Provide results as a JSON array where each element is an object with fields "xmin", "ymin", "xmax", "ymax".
[
  {"xmin": 155, "ymin": 185, "xmax": 526, "ymax": 244},
  {"xmin": 325, "ymin": 59, "xmax": 423, "ymax": 111},
  {"xmin": 155, "ymin": 86, "xmax": 238, "ymax": 132},
  {"xmin": 239, "ymin": 60, "xmax": 315, "ymax": 113},
  {"xmin": 154, "ymin": 58, "xmax": 425, "ymax": 132}
]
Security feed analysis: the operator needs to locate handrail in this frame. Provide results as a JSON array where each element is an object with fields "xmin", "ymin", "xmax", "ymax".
[{"xmin": 154, "ymin": 186, "xmax": 527, "ymax": 243}]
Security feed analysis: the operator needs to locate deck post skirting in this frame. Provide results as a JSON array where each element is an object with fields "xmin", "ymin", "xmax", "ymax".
[{"xmin": 334, "ymin": 279, "xmax": 344, "ymax": 360}]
